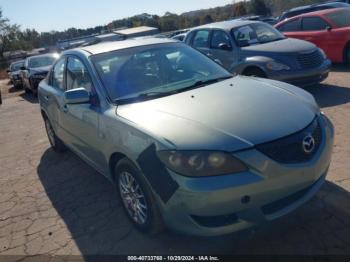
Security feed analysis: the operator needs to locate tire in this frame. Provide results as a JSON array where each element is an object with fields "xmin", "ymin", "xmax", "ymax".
[
  {"xmin": 44, "ymin": 117, "xmax": 66, "ymax": 152},
  {"xmin": 114, "ymin": 158, "xmax": 164, "ymax": 235},
  {"xmin": 243, "ymin": 67, "xmax": 266, "ymax": 78},
  {"xmin": 24, "ymin": 87, "xmax": 31, "ymax": 94}
]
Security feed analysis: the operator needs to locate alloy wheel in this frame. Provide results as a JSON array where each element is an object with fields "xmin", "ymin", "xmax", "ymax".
[{"xmin": 119, "ymin": 171, "xmax": 148, "ymax": 225}]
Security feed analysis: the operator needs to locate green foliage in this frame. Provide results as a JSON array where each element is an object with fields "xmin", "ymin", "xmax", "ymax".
[{"xmin": 249, "ymin": 0, "xmax": 271, "ymax": 16}]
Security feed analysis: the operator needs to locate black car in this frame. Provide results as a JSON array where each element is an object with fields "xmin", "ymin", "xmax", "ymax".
[
  {"xmin": 278, "ymin": 2, "xmax": 350, "ymax": 21},
  {"xmin": 20, "ymin": 53, "xmax": 58, "ymax": 94},
  {"xmin": 7, "ymin": 60, "xmax": 25, "ymax": 88}
]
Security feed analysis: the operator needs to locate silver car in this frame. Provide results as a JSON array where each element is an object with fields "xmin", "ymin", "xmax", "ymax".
[
  {"xmin": 185, "ymin": 20, "xmax": 331, "ymax": 87},
  {"xmin": 38, "ymin": 38, "xmax": 334, "ymax": 236}
]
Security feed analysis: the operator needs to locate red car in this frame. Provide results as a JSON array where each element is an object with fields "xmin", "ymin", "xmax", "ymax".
[{"xmin": 275, "ymin": 8, "xmax": 350, "ymax": 64}]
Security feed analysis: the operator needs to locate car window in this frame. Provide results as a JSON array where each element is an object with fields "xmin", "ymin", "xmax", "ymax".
[
  {"xmin": 66, "ymin": 57, "xmax": 93, "ymax": 92},
  {"xmin": 192, "ymin": 30, "xmax": 210, "ymax": 48},
  {"xmin": 233, "ymin": 23, "xmax": 285, "ymax": 46},
  {"xmin": 278, "ymin": 18, "xmax": 301, "ymax": 32},
  {"xmin": 302, "ymin": 17, "xmax": 329, "ymax": 31},
  {"xmin": 211, "ymin": 30, "xmax": 232, "ymax": 49},
  {"xmin": 51, "ymin": 58, "xmax": 66, "ymax": 90},
  {"xmin": 325, "ymin": 9, "xmax": 350, "ymax": 28}
]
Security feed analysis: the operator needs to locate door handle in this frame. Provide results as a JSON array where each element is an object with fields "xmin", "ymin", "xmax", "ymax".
[
  {"xmin": 43, "ymin": 95, "xmax": 50, "ymax": 101},
  {"xmin": 63, "ymin": 104, "xmax": 69, "ymax": 113}
]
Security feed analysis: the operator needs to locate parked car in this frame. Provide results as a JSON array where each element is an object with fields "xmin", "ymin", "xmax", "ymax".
[
  {"xmin": 171, "ymin": 33, "xmax": 187, "ymax": 41},
  {"xmin": 184, "ymin": 20, "xmax": 331, "ymax": 87},
  {"xmin": 38, "ymin": 38, "xmax": 334, "ymax": 236},
  {"xmin": 7, "ymin": 60, "xmax": 25, "ymax": 88},
  {"xmin": 275, "ymin": 8, "xmax": 350, "ymax": 64},
  {"xmin": 21, "ymin": 53, "xmax": 58, "ymax": 94},
  {"xmin": 278, "ymin": 2, "xmax": 350, "ymax": 21}
]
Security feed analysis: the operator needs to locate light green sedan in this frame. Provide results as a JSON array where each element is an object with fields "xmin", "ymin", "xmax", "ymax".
[{"xmin": 38, "ymin": 38, "xmax": 334, "ymax": 236}]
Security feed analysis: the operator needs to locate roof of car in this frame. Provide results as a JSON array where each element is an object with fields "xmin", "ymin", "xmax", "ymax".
[
  {"xmin": 79, "ymin": 37, "xmax": 177, "ymax": 55},
  {"xmin": 192, "ymin": 20, "xmax": 261, "ymax": 31},
  {"xmin": 27, "ymin": 53, "xmax": 58, "ymax": 60},
  {"xmin": 277, "ymin": 7, "xmax": 348, "ymax": 24},
  {"xmin": 286, "ymin": 2, "xmax": 349, "ymax": 12}
]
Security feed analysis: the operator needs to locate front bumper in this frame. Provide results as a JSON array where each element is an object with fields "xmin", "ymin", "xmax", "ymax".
[
  {"xmin": 158, "ymin": 115, "xmax": 334, "ymax": 236},
  {"xmin": 267, "ymin": 59, "xmax": 331, "ymax": 87}
]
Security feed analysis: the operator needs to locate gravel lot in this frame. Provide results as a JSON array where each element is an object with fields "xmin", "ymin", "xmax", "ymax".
[{"xmin": 0, "ymin": 67, "xmax": 350, "ymax": 257}]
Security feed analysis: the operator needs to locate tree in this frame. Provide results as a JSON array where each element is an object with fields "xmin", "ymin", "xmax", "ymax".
[
  {"xmin": 249, "ymin": 0, "xmax": 271, "ymax": 16},
  {"xmin": 0, "ymin": 8, "xmax": 21, "ymax": 58},
  {"xmin": 200, "ymin": 14, "xmax": 214, "ymax": 25},
  {"xmin": 233, "ymin": 2, "xmax": 248, "ymax": 17}
]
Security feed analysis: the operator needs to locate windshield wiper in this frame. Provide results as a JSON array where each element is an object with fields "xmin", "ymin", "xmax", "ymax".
[
  {"xmin": 114, "ymin": 75, "xmax": 233, "ymax": 104},
  {"xmin": 180, "ymin": 75, "xmax": 233, "ymax": 92}
]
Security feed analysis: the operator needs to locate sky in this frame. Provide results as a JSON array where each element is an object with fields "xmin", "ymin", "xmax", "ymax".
[{"xmin": 0, "ymin": 0, "xmax": 233, "ymax": 32}]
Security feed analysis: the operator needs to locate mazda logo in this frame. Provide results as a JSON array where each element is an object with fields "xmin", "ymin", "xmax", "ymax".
[{"xmin": 302, "ymin": 134, "xmax": 315, "ymax": 154}]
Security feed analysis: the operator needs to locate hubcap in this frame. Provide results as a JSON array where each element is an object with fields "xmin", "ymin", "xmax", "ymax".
[
  {"xmin": 119, "ymin": 171, "xmax": 148, "ymax": 225},
  {"xmin": 45, "ymin": 120, "xmax": 55, "ymax": 147}
]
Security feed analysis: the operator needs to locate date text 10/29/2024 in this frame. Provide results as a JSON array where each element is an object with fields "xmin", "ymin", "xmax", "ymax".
[{"xmin": 127, "ymin": 256, "xmax": 220, "ymax": 261}]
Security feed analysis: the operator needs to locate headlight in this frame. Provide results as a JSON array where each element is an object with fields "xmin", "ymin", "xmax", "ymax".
[
  {"xmin": 319, "ymin": 49, "xmax": 327, "ymax": 59},
  {"xmin": 266, "ymin": 61, "xmax": 290, "ymax": 71},
  {"xmin": 157, "ymin": 151, "xmax": 248, "ymax": 177}
]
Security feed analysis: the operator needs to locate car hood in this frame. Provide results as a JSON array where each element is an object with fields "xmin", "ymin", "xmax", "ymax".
[
  {"xmin": 117, "ymin": 76, "xmax": 319, "ymax": 151},
  {"xmin": 241, "ymin": 38, "xmax": 316, "ymax": 55},
  {"xmin": 29, "ymin": 66, "xmax": 51, "ymax": 75}
]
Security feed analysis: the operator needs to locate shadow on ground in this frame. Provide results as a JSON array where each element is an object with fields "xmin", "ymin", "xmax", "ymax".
[
  {"xmin": 330, "ymin": 64, "xmax": 350, "ymax": 73},
  {"xmin": 305, "ymin": 83, "xmax": 350, "ymax": 108},
  {"xmin": 19, "ymin": 92, "xmax": 38, "ymax": 104},
  {"xmin": 37, "ymin": 148, "xmax": 350, "ymax": 255}
]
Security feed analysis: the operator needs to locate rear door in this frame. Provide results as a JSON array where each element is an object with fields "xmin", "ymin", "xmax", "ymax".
[
  {"xmin": 300, "ymin": 16, "xmax": 331, "ymax": 54},
  {"xmin": 40, "ymin": 57, "xmax": 67, "ymax": 138},
  {"xmin": 276, "ymin": 17, "xmax": 302, "ymax": 38}
]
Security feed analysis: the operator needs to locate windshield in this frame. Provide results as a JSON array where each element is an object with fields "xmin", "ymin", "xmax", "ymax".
[
  {"xmin": 91, "ymin": 43, "xmax": 232, "ymax": 103},
  {"xmin": 232, "ymin": 23, "xmax": 285, "ymax": 47},
  {"xmin": 11, "ymin": 61, "xmax": 24, "ymax": 71},
  {"xmin": 325, "ymin": 9, "xmax": 350, "ymax": 28},
  {"xmin": 28, "ymin": 56, "xmax": 56, "ymax": 68}
]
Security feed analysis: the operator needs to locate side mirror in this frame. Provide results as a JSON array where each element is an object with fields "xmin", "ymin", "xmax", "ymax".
[
  {"xmin": 64, "ymin": 88, "xmax": 90, "ymax": 104},
  {"xmin": 218, "ymin": 43, "xmax": 232, "ymax": 51},
  {"xmin": 326, "ymin": 26, "xmax": 332, "ymax": 31},
  {"xmin": 6, "ymin": 69, "xmax": 11, "ymax": 73},
  {"xmin": 20, "ymin": 66, "xmax": 26, "ymax": 70}
]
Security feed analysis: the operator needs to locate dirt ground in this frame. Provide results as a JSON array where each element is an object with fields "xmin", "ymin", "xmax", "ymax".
[{"xmin": 0, "ymin": 67, "xmax": 350, "ymax": 257}]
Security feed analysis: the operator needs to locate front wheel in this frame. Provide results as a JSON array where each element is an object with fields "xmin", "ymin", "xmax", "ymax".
[
  {"xmin": 115, "ymin": 158, "xmax": 164, "ymax": 235},
  {"xmin": 44, "ymin": 118, "xmax": 66, "ymax": 152}
]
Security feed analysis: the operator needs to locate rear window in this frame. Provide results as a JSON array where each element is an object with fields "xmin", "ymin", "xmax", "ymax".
[
  {"xmin": 325, "ymin": 9, "xmax": 350, "ymax": 28},
  {"xmin": 278, "ymin": 19, "xmax": 301, "ymax": 32}
]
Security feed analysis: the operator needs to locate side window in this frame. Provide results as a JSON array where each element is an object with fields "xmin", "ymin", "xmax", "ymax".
[
  {"xmin": 302, "ymin": 17, "xmax": 329, "ymax": 31},
  {"xmin": 66, "ymin": 57, "xmax": 93, "ymax": 92},
  {"xmin": 192, "ymin": 30, "xmax": 210, "ymax": 48},
  {"xmin": 211, "ymin": 30, "xmax": 232, "ymax": 49},
  {"xmin": 51, "ymin": 58, "xmax": 66, "ymax": 90},
  {"xmin": 278, "ymin": 18, "xmax": 301, "ymax": 32}
]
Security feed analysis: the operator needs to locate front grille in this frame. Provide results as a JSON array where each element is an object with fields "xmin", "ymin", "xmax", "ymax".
[
  {"xmin": 256, "ymin": 117, "xmax": 322, "ymax": 164},
  {"xmin": 191, "ymin": 213, "xmax": 238, "ymax": 228},
  {"xmin": 297, "ymin": 50, "xmax": 323, "ymax": 69}
]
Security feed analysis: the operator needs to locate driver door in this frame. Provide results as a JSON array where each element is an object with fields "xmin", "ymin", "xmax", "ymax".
[
  {"xmin": 60, "ymin": 56, "xmax": 106, "ymax": 173},
  {"xmin": 209, "ymin": 30, "xmax": 236, "ymax": 70}
]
